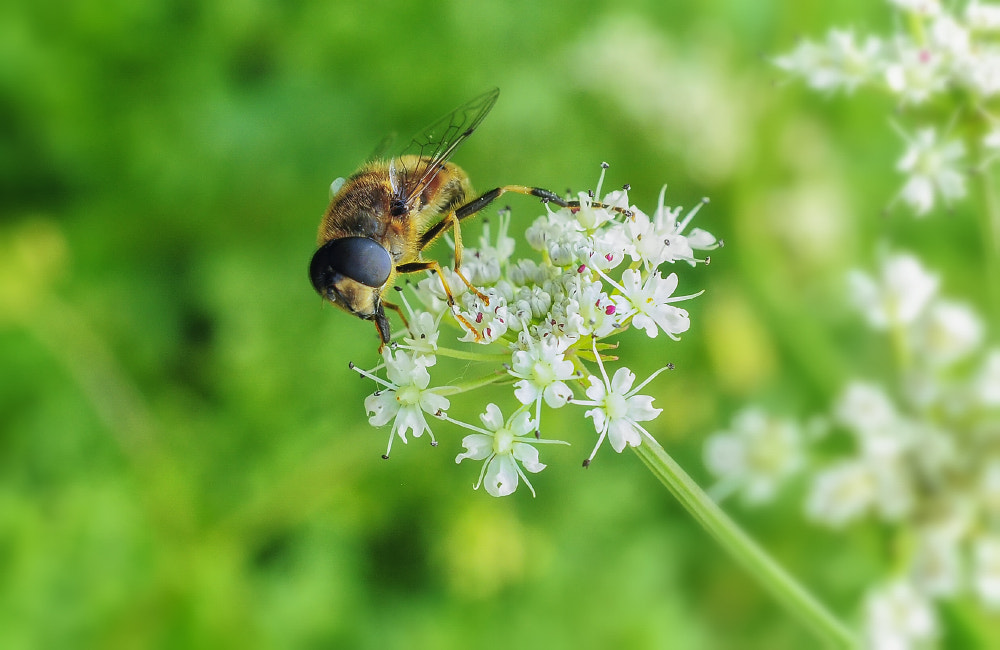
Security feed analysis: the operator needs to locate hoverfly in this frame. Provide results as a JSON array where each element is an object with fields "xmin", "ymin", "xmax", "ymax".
[{"xmin": 309, "ymin": 88, "xmax": 572, "ymax": 350}]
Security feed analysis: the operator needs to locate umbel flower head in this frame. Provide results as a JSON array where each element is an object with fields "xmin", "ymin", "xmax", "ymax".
[{"xmin": 348, "ymin": 164, "xmax": 718, "ymax": 496}]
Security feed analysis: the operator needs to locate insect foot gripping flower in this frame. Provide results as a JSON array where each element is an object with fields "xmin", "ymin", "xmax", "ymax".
[{"xmin": 345, "ymin": 164, "xmax": 717, "ymax": 496}]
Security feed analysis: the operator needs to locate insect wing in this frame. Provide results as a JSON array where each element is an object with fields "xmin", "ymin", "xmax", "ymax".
[
  {"xmin": 392, "ymin": 88, "xmax": 500, "ymax": 211},
  {"xmin": 366, "ymin": 132, "xmax": 397, "ymax": 162}
]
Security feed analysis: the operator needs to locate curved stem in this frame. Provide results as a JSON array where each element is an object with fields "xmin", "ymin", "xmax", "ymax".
[
  {"xmin": 433, "ymin": 346, "xmax": 510, "ymax": 362},
  {"xmin": 632, "ymin": 439, "xmax": 858, "ymax": 648},
  {"xmin": 974, "ymin": 161, "xmax": 1000, "ymax": 326}
]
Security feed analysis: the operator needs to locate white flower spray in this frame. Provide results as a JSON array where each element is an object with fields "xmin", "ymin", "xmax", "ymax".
[
  {"xmin": 350, "ymin": 164, "xmax": 718, "ymax": 496},
  {"xmin": 343, "ymin": 166, "xmax": 855, "ymax": 645},
  {"xmin": 767, "ymin": 4, "xmax": 1000, "ymax": 639},
  {"xmin": 705, "ymin": 252, "xmax": 1000, "ymax": 642},
  {"xmin": 773, "ymin": 0, "xmax": 1000, "ymax": 217}
]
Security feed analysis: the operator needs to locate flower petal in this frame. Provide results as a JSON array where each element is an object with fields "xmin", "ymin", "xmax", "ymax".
[
  {"xmin": 364, "ymin": 392, "xmax": 399, "ymax": 427},
  {"xmin": 513, "ymin": 441, "xmax": 546, "ymax": 473},
  {"xmin": 456, "ymin": 434, "xmax": 494, "ymax": 463},
  {"xmin": 484, "ymin": 455, "xmax": 519, "ymax": 497},
  {"xmin": 480, "ymin": 403, "xmax": 505, "ymax": 432}
]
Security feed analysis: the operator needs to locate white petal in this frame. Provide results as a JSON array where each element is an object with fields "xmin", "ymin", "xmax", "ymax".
[
  {"xmin": 513, "ymin": 379, "xmax": 540, "ymax": 405},
  {"xmin": 456, "ymin": 434, "xmax": 494, "ymax": 462},
  {"xmin": 686, "ymin": 228, "xmax": 717, "ymax": 249},
  {"xmin": 584, "ymin": 406, "xmax": 608, "ymax": 434},
  {"xmin": 508, "ymin": 410, "xmax": 536, "ymax": 437},
  {"xmin": 513, "ymin": 442, "xmax": 546, "ymax": 473},
  {"xmin": 480, "ymin": 403, "xmax": 505, "ymax": 431},
  {"xmin": 610, "ymin": 367, "xmax": 637, "ymax": 395},
  {"xmin": 364, "ymin": 392, "xmax": 399, "ymax": 427},
  {"xmin": 652, "ymin": 272, "xmax": 679, "ymax": 302},
  {"xmin": 632, "ymin": 313, "xmax": 660, "ymax": 338},
  {"xmin": 394, "ymin": 405, "xmax": 429, "ymax": 438},
  {"xmin": 626, "ymin": 394, "xmax": 662, "ymax": 422},
  {"xmin": 419, "ymin": 391, "xmax": 449, "ymax": 416},
  {"xmin": 584, "ymin": 375, "xmax": 608, "ymax": 402},
  {"xmin": 542, "ymin": 381, "xmax": 573, "ymax": 408},
  {"xmin": 608, "ymin": 419, "xmax": 643, "ymax": 452},
  {"xmin": 484, "ymin": 455, "xmax": 519, "ymax": 497}
]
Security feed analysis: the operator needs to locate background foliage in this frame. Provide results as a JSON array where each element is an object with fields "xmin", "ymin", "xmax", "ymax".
[{"xmin": 2, "ymin": 0, "xmax": 984, "ymax": 648}]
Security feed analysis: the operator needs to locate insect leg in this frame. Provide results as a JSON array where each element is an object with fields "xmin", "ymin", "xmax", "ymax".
[
  {"xmin": 396, "ymin": 259, "xmax": 484, "ymax": 342},
  {"xmin": 437, "ymin": 211, "xmax": 491, "ymax": 303},
  {"xmin": 382, "ymin": 299, "xmax": 410, "ymax": 331},
  {"xmin": 419, "ymin": 184, "xmax": 632, "ymax": 249},
  {"xmin": 417, "ymin": 186, "xmax": 561, "ymax": 260},
  {"xmin": 371, "ymin": 305, "xmax": 392, "ymax": 353}
]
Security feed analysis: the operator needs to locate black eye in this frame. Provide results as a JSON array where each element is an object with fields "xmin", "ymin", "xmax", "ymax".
[{"xmin": 310, "ymin": 237, "xmax": 393, "ymax": 293}]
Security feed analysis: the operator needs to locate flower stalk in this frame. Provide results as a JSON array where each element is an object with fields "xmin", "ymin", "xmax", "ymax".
[
  {"xmin": 973, "ymin": 144, "xmax": 1000, "ymax": 323},
  {"xmin": 633, "ymin": 438, "xmax": 858, "ymax": 648}
]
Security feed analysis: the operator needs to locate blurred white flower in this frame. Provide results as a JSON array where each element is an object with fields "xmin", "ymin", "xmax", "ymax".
[
  {"xmin": 774, "ymin": 29, "xmax": 885, "ymax": 93},
  {"xmin": 806, "ymin": 459, "xmax": 878, "ymax": 527},
  {"xmin": 894, "ymin": 127, "xmax": 967, "ymax": 216},
  {"xmin": 888, "ymin": 0, "xmax": 942, "ymax": 15},
  {"xmin": 863, "ymin": 580, "xmax": 939, "ymax": 650},
  {"xmin": 848, "ymin": 253, "xmax": 939, "ymax": 329},
  {"xmin": 910, "ymin": 524, "xmax": 965, "ymax": 597},
  {"xmin": 930, "ymin": 14, "xmax": 972, "ymax": 62},
  {"xmin": 979, "ymin": 458, "xmax": 1000, "ymax": 515},
  {"xmin": 973, "ymin": 535, "xmax": 1000, "ymax": 608},
  {"xmin": 975, "ymin": 349, "xmax": 1000, "ymax": 406},
  {"xmin": 885, "ymin": 40, "xmax": 949, "ymax": 105},
  {"xmin": 452, "ymin": 404, "xmax": 568, "ymax": 498},
  {"xmin": 807, "ymin": 457, "xmax": 914, "ymax": 527},
  {"xmin": 965, "ymin": 48, "xmax": 1000, "ymax": 96},
  {"xmin": 967, "ymin": 1, "xmax": 1000, "ymax": 31},
  {"xmin": 833, "ymin": 382, "xmax": 905, "ymax": 456},
  {"xmin": 912, "ymin": 299, "xmax": 984, "ymax": 367},
  {"xmin": 703, "ymin": 407, "xmax": 805, "ymax": 506}
]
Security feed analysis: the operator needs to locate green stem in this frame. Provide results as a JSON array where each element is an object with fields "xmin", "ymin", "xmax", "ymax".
[
  {"xmin": 433, "ymin": 346, "xmax": 510, "ymax": 362},
  {"xmin": 435, "ymin": 371, "xmax": 511, "ymax": 396},
  {"xmin": 632, "ymin": 439, "xmax": 858, "ymax": 648},
  {"xmin": 974, "ymin": 159, "xmax": 1000, "ymax": 326}
]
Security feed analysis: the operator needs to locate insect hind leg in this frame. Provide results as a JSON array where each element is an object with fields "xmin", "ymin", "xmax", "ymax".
[{"xmin": 452, "ymin": 185, "xmax": 633, "ymax": 222}]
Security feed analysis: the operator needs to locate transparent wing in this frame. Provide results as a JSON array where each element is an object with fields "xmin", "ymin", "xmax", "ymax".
[
  {"xmin": 391, "ymin": 88, "xmax": 499, "ymax": 211},
  {"xmin": 366, "ymin": 133, "xmax": 397, "ymax": 162}
]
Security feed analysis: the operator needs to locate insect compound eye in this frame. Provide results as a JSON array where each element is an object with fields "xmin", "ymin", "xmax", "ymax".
[{"xmin": 310, "ymin": 237, "xmax": 393, "ymax": 293}]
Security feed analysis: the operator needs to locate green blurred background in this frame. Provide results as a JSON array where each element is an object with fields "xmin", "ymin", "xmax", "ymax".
[{"xmin": 2, "ymin": 0, "xmax": 987, "ymax": 648}]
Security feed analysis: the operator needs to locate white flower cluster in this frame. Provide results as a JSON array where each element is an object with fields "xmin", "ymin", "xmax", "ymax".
[
  {"xmin": 703, "ymin": 407, "xmax": 808, "ymax": 506},
  {"xmin": 773, "ymin": 0, "xmax": 1000, "ymax": 215},
  {"xmin": 705, "ymin": 252, "xmax": 999, "ymax": 645},
  {"xmin": 351, "ymin": 165, "xmax": 718, "ymax": 497}
]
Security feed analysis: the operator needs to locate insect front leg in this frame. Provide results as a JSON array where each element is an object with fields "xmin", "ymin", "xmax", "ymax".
[
  {"xmin": 382, "ymin": 299, "xmax": 409, "ymax": 330},
  {"xmin": 395, "ymin": 259, "xmax": 484, "ymax": 342},
  {"xmin": 438, "ymin": 211, "xmax": 491, "ymax": 304}
]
